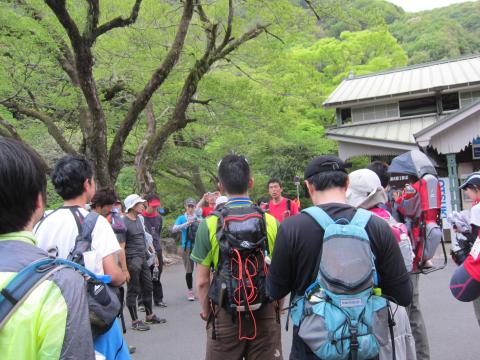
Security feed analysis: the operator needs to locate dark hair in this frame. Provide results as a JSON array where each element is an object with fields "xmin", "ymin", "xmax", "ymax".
[
  {"xmin": 267, "ymin": 178, "xmax": 282, "ymax": 188},
  {"xmin": 51, "ymin": 155, "xmax": 93, "ymax": 200},
  {"xmin": 144, "ymin": 194, "xmax": 160, "ymax": 203},
  {"xmin": 0, "ymin": 138, "xmax": 47, "ymax": 233},
  {"xmin": 218, "ymin": 154, "xmax": 250, "ymax": 195},
  {"xmin": 367, "ymin": 161, "xmax": 390, "ymax": 188},
  {"xmin": 91, "ymin": 188, "xmax": 117, "ymax": 208},
  {"xmin": 306, "ymin": 171, "xmax": 348, "ymax": 192}
]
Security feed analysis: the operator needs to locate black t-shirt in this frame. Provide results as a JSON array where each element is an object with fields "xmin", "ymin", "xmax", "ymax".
[
  {"xmin": 267, "ymin": 203, "xmax": 413, "ymax": 360},
  {"xmin": 143, "ymin": 214, "xmax": 163, "ymax": 251},
  {"xmin": 267, "ymin": 203, "xmax": 412, "ymax": 305},
  {"xmin": 123, "ymin": 216, "xmax": 147, "ymax": 258}
]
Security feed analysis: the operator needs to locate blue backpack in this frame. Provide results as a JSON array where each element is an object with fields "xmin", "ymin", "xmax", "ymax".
[{"xmin": 290, "ymin": 207, "xmax": 394, "ymax": 360}]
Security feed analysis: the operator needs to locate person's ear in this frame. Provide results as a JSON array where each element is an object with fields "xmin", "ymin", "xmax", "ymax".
[
  {"xmin": 218, "ymin": 182, "xmax": 225, "ymax": 194},
  {"xmin": 305, "ymin": 180, "xmax": 314, "ymax": 198},
  {"xmin": 32, "ymin": 192, "xmax": 45, "ymax": 224},
  {"xmin": 248, "ymin": 177, "xmax": 254, "ymax": 189},
  {"xmin": 344, "ymin": 176, "xmax": 350, "ymax": 192}
]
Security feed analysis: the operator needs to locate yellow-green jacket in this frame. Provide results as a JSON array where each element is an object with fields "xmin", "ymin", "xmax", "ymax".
[{"xmin": 0, "ymin": 232, "xmax": 94, "ymax": 359}]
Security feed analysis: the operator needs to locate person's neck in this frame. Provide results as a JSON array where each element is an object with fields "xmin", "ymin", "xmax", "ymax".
[
  {"xmin": 311, "ymin": 188, "xmax": 347, "ymax": 206},
  {"xmin": 127, "ymin": 211, "xmax": 138, "ymax": 220},
  {"xmin": 63, "ymin": 195, "xmax": 88, "ymax": 208},
  {"xmin": 227, "ymin": 192, "xmax": 249, "ymax": 200},
  {"xmin": 271, "ymin": 196, "xmax": 283, "ymax": 205}
]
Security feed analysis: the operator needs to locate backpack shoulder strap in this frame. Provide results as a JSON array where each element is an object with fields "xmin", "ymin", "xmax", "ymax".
[
  {"xmin": 0, "ymin": 258, "xmax": 63, "ymax": 330},
  {"xmin": 302, "ymin": 206, "xmax": 335, "ymax": 230},
  {"xmin": 350, "ymin": 208, "xmax": 372, "ymax": 228}
]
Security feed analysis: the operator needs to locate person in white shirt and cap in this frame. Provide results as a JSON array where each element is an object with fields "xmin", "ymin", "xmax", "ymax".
[{"xmin": 347, "ymin": 169, "xmax": 417, "ymax": 360}]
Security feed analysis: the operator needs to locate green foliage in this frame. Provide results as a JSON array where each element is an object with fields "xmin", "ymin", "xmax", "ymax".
[
  {"xmin": 4, "ymin": 0, "xmax": 476, "ymax": 210},
  {"xmin": 388, "ymin": 2, "xmax": 480, "ymax": 64}
]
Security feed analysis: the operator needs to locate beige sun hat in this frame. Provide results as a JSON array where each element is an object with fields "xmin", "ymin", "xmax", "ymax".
[{"xmin": 346, "ymin": 169, "xmax": 388, "ymax": 209}]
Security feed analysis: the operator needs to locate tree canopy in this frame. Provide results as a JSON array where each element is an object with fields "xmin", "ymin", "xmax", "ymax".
[{"xmin": 1, "ymin": 0, "xmax": 479, "ymax": 217}]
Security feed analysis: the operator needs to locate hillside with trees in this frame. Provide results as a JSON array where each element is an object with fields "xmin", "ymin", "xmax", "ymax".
[{"xmin": 0, "ymin": 0, "xmax": 479, "ymax": 219}]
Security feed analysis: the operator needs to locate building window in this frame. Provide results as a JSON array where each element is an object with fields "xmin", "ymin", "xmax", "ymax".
[
  {"xmin": 399, "ymin": 96, "xmax": 436, "ymax": 117},
  {"xmin": 460, "ymin": 90, "xmax": 480, "ymax": 108},
  {"xmin": 351, "ymin": 102, "xmax": 399, "ymax": 122},
  {"xmin": 441, "ymin": 93, "xmax": 459, "ymax": 112},
  {"xmin": 340, "ymin": 108, "xmax": 351, "ymax": 122}
]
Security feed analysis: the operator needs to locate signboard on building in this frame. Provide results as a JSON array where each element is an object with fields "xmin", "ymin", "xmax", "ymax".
[
  {"xmin": 439, "ymin": 177, "xmax": 452, "ymax": 229},
  {"xmin": 473, "ymin": 137, "xmax": 480, "ymax": 160}
]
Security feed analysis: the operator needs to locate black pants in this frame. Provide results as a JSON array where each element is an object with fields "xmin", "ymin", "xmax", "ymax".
[
  {"xmin": 151, "ymin": 249, "xmax": 164, "ymax": 303},
  {"xmin": 126, "ymin": 256, "xmax": 153, "ymax": 312}
]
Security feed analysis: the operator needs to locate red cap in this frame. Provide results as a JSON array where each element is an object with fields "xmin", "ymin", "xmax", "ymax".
[{"xmin": 149, "ymin": 199, "xmax": 161, "ymax": 207}]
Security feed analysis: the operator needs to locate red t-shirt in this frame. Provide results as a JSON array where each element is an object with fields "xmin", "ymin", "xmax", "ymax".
[
  {"xmin": 202, "ymin": 206, "xmax": 214, "ymax": 217},
  {"xmin": 267, "ymin": 198, "xmax": 299, "ymax": 223}
]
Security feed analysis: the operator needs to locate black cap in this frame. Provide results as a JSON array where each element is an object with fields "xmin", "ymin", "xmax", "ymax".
[
  {"xmin": 304, "ymin": 155, "xmax": 351, "ymax": 179},
  {"xmin": 459, "ymin": 172, "xmax": 480, "ymax": 190}
]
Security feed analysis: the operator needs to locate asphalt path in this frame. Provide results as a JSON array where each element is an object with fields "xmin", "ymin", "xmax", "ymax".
[{"xmin": 125, "ymin": 261, "xmax": 479, "ymax": 360}]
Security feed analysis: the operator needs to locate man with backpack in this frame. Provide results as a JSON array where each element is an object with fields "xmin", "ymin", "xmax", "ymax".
[
  {"xmin": 35, "ymin": 155, "xmax": 125, "ymax": 286},
  {"xmin": 191, "ymin": 154, "xmax": 282, "ymax": 360},
  {"xmin": 34, "ymin": 155, "xmax": 129, "ymax": 358},
  {"xmin": 172, "ymin": 198, "xmax": 202, "ymax": 301},
  {"xmin": 267, "ymin": 155, "xmax": 413, "ymax": 360},
  {"xmin": 0, "ymin": 138, "xmax": 94, "ymax": 359},
  {"xmin": 263, "ymin": 178, "xmax": 300, "ymax": 223}
]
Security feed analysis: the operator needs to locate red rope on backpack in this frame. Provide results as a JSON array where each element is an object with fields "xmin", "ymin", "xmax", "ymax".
[{"xmin": 231, "ymin": 248, "xmax": 260, "ymax": 341}]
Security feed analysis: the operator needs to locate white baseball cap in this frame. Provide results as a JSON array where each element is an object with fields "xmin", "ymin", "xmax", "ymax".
[
  {"xmin": 346, "ymin": 169, "xmax": 387, "ymax": 209},
  {"xmin": 124, "ymin": 194, "xmax": 146, "ymax": 212},
  {"xmin": 215, "ymin": 196, "xmax": 228, "ymax": 208}
]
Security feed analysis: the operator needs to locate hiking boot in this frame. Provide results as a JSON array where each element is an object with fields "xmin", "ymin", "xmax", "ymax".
[
  {"xmin": 155, "ymin": 301, "xmax": 167, "ymax": 308},
  {"xmin": 145, "ymin": 314, "xmax": 167, "ymax": 324},
  {"xmin": 131, "ymin": 320, "xmax": 150, "ymax": 331},
  {"xmin": 187, "ymin": 290, "xmax": 195, "ymax": 301}
]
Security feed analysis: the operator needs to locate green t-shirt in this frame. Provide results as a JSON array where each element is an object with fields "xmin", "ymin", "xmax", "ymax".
[{"xmin": 191, "ymin": 206, "xmax": 278, "ymax": 270}]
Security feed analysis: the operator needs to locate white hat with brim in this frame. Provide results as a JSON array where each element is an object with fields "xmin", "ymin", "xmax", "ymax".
[
  {"xmin": 215, "ymin": 196, "xmax": 228, "ymax": 208},
  {"xmin": 347, "ymin": 169, "xmax": 388, "ymax": 209},
  {"xmin": 124, "ymin": 194, "xmax": 146, "ymax": 212}
]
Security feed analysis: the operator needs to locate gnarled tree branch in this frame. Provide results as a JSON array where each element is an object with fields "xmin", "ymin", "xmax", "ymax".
[
  {"xmin": 94, "ymin": 0, "xmax": 143, "ymax": 39},
  {"xmin": 108, "ymin": 0, "xmax": 194, "ymax": 181},
  {"xmin": 2, "ymin": 101, "xmax": 77, "ymax": 154}
]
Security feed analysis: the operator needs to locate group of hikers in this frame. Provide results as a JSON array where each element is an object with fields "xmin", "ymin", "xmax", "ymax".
[{"xmin": 1, "ymin": 136, "xmax": 480, "ymax": 360}]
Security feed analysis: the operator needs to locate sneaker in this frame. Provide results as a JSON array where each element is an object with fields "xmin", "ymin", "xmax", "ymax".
[
  {"xmin": 187, "ymin": 290, "xmax": 195, "ymax": 301},
  {"xmin": 145, "ymin": 314, "xmax": 167, "ymax": 324},
  {"xmin": 155, "ymin": 301, "xmax": 167, "ymax": 308},
  {"xmin": 128, "ymin": 346, "xmax": 136, "ymax": 354},
  {"xmin": 138, "ymin": 305, "xmax": 145, "ymax": 312},
  {"xmin": 131, "ymin": 320, "xmax": 150, "ymax": 331}
]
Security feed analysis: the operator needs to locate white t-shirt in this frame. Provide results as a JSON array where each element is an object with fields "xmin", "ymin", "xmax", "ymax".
[
  {"xmin": 471, "ymin": 203, "xmax": 480, "ymax": 227},
  {"xmin": 34, "ymin": 207, "xmax": 120, "ymax": 275}
]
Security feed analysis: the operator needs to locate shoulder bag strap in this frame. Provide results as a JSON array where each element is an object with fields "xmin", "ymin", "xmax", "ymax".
[
  {"xmin": 0, "ymin": 258, "xmax": 64, "ymax": 330},
  {"xmin": 302, "ymin": 206, "xmax": 335, "ymax": 230}
]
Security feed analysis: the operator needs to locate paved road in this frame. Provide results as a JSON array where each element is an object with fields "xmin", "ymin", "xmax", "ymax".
[{"xmin": 125, "ymin": 261, "xmax": 479, "ymax": 360}]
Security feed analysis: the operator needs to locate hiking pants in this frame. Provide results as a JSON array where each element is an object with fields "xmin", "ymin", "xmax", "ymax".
[
  {"xmin": 205, "ymin": 302, "xmax": 282, "ymax": 360},
  {"xmin": 151, "ymin": 249, "xmax": 164, "ymax": 303},
  {"xmin": 126, "ymin": 256, "xmax": 153, "ymax": 311},
  {"xmin": 407, "ymin": 273, "xmax": 430, "ymax": 360}
]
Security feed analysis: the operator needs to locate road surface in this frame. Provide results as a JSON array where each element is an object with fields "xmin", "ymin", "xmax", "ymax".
[{"xmin": 125, "ymin": 261, "xmax": 479, "ymax": 360}]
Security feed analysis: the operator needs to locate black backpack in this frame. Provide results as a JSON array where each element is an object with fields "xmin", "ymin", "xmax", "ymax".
[{"xmin": 208, "ymin": 204, "xmax": 270, "ymax": 340}]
